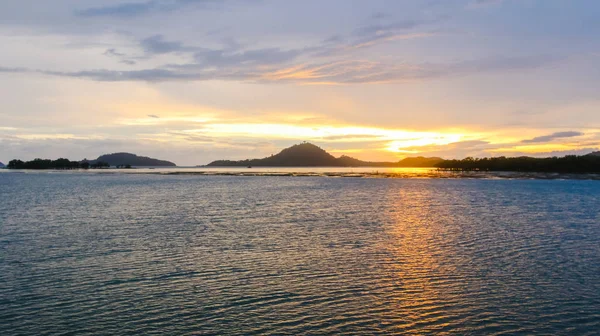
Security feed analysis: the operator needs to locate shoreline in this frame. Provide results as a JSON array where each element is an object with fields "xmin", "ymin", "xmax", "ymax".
[{"xmin": 3, "ymin": 169, "xmax": 600, "ymax": 180}]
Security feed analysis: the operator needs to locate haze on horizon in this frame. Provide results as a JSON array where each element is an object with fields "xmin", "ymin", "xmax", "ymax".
[{"xmin": 1, "ymin": 0, "xmax": 599, "ymax": 166}]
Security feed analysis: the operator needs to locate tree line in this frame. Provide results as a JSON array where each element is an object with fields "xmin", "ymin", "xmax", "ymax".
[
  {"xmin": 435, "ymin": 155, "xmax": 600, "ymax": 173},
  {"xmin": 7, "ymin": 159, "xmax": 110, "ymax": 170}
]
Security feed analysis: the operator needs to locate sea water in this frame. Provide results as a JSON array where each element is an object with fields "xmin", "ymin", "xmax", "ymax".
[{"xmin": 1, "ymin": 172, "xmax": 599, "ymax": 335}]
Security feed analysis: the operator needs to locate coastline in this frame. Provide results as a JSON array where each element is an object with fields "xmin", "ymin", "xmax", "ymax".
[{"xmin": 3, "ymin": 167, "xmax": 600, "ymax": 180}]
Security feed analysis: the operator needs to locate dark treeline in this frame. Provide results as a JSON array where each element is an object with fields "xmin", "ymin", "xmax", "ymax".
[
  {"xmin": 435, "ymin": 155, "xmax": 600, "ymax": 173},
  {"xmin": 7, "ymin": 159, "xmax": 110, "ymax": 170}
]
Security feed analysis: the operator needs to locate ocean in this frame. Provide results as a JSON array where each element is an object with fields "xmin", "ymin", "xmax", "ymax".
[{"xmin": 1, "ymin": 171, "xmax": 599, "ymax": 335}]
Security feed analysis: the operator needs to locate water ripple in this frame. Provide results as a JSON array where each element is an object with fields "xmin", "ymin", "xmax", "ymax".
[{"xmin": 1, "ymin": 174, "xmax": 599, "ymax": 335}]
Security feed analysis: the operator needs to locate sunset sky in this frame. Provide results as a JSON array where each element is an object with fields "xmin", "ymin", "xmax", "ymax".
[{"xmin": 1, "ymin": 0, "xmax": 599, "ymax": 165}]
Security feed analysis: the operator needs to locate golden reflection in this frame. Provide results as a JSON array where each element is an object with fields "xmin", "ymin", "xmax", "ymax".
[{"xmin": 380, "ymin": 186, "xmax": 458, "ymax": 332}]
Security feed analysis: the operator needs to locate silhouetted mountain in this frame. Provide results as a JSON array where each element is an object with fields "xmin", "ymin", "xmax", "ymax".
[
  {"xmin": 587, "ymin": 151, "xmax": 600, "ymax": 157},
  {"xmin": 88, "ymin": 153, "xmax": 176, "ymax": 167},
  {"xmin": 0, "ymin": 162, "xmax": 5, "ymax": 168},
  {"xmin": 208, "ymin": 143, "xmax": 338, "ymax": 167},
  {"xmin": 206, "ymin": 142, "xmax": 443, "ymax": 167}
]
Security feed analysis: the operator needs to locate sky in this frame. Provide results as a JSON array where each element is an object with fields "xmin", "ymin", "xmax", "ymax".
[{"xmin": 1, "ymin": 0, "xmax": 600, "ymax": 165}]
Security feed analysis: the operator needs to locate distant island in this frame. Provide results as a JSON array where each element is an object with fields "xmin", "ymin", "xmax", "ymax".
[
  {"xmin": 84, "ymin": 153, "xmax": 176, "ymax": 167},
  {"xmin": 0, "ymin": 162, "xmax": 5, "ymax": 168},
  {"xmin": 8, "ymin": 158, "xmax": 109, "ymax": 170},
  {"xmin": 206, "ymin": 142, "xmax": 443, "ymax": 167},
  {"xmin": 436, "ymin": 152, "xmax": 600, "ymax": 173},
  {"xmin": 7, "ymin": 152, "xmax": 176, "ymax": 169}
]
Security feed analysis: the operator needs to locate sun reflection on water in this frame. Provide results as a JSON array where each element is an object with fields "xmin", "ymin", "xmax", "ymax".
[{"xmin": 379, "ymin": 185, "xmax": 465, "ymax": 333}]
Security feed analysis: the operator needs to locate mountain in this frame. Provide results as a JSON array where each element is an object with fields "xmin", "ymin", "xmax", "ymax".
[
  {"xmin": 0, "ymin": 162, "xmax": 5, "ymax": 168},
  {"xmin": 208, "ymin": 143, "xmax": 338, "ymax": 167},
  {"xmin": 206, "ymin": 142, "xmax": 443, "ymax": 167},
  {"xmin": 587, "ymin": 151, "xmax": 600, "ymax": 157},
  {"xmin": 87, "ymin": 153, "xmax": 176, "ymax": 167}
]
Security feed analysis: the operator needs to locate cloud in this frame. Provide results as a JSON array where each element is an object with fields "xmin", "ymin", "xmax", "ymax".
[
  {"xmin": 104, "ymin": 48, "xmax": 137, "ymax": 65},
  {"xmin": 312, "ymin": 15, "xmax": 443, "ymax": 58},
  {"xmin": 75, "ymin": 0, "xmax": 223, "ymax": 18},
  {"xmin": 521, "ymin": 131, "xmax": 584, "ymax": 143},
  {"xmin": 77, "ymin": 2, "xmax": 157, "ymax": 17},
  {"xmin": 104, "ymin": 48, "xmax": 126, "ymax": 57},
  {"xmin": 0, "ymin": 66, "xmax": 29, "ymax": 73},
  {"xmin": 135, "ymin": 34, "xmax": 303, "ymax": 68},
  {"xmin": 148, "ymin": 114, "xmax": 160, "ymax": 118},
  {"xmin": 193, "ymin": 47, "xmax": 303, "ymax": 67},
  {"xmin": 5, "ymin": 53, "xmax": 558, "ymax": 84},
  {"xmin": 469, "ymin": 0, "xmax": 504, "ymax": 8},
  {"xmin": 140, "ymin": 35, "xmax": 188, "ymax": 54},
  {"xmin": 0, "ymin": 9, "xmax": 561, "ymax": 85}
]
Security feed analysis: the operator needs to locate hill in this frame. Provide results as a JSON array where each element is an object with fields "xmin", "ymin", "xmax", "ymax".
[
  {"xmin": 207, "ymin": 143, "xmax": 338, "ymax": 167},
  {"xmin": 88, "ymin": 153, "xmax": 176, "ymax": 167},
  {"xmin": 206, "ymin": 142, "xmax": 443, "ymax": 167},
  {"xmin": 0, "ymin": 162, "xmax": 4, "ymax": 168},
  {"xmin": 587, "ymin": 151, "xmax": 600, "ymax": 157}
]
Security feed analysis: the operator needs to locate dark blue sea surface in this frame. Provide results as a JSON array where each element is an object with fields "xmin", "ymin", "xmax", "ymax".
[{"xmin": 1, "ymin": 172, "xmax": 600, "ymax": 335}]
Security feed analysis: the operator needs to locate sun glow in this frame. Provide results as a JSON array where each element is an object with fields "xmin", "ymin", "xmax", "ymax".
[
  {"xmin": 385, "ymin": 134, "xmax": 464, "ymax": 152},
  {"xmin": 188, "ymin": 123, "xmax": 467, "ymax": 150}
]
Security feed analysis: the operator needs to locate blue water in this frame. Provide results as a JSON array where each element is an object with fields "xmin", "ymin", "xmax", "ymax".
[{"xmin": 1, "ymin": 172, "xmax": 600, "ymax": 335}]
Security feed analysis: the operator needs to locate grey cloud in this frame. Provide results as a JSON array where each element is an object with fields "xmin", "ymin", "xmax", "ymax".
[
  {"xmin": 103, "ymin": 48, "xmax": 137, "ymax": 65},
  {"xmin": 141, "ymin": 35, "xmax": 188, "ymax": 54},
  {"xmin": 77, "ymin": 2, "xmax": 157, "ymax": 17},
  {"xmin": 136, "ymin": 32, "xmax": 301, "ymax": 63},
  {"xmin": 45, "ymin": 68, "xmax": 205, "ymax": 81},
  {"xmin": 472, "ymin": 0, "xmax": 503, "ymax": 6},
  {"xmin": 521, "ymin": 131, "xmax": 583, "ymax": 143},
  {"xmin": 194, "ymin": 47, "xmax": 303, "ymax": 67},
  {"xmin": 354, "ymin": 20, "xmax": 426, "ymax": 37},
  {"xmin": 90, "ymin": 14, "xmax": 441, "ymax": 75},
  {"xmin": 104, "ymin": 48, "xmax": 126, "ymax": 57},
  {"xmin": 0, "ymin": 66, "xmax": 29, "ymax": 73},
  {"xmin": 521, "ymin": 131, "xmax": 584, "ymax": 143},
  {"xmin": 322, "ymin": 35, "xmax": 345, "ymax": 44},
  {"xmin": 310, "ymin": 15, "xmax": 446, "ymax": 58},
  {"xmin": 7, "ymin": 53, "xmax": 559, "ymax": 84},
  {"xmin": 148, "ymin": 114, "xmax": 160, "ymax": 118},
  {"xmin": 370, "ymin": 12, "xmax": 391, "ymax": 20},
  {"xmin": 76, "ymin": 0, "xmax": 221, "ymax": 18}
]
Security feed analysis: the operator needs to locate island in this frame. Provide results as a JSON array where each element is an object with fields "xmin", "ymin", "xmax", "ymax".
[
  {"xmin": 7, "ymin": 152, "xmax": 176, "ymax": 169},
  {"xmin": 435, "ymin": 152, "xmax": 600, "ymax": 173},
  {"xmin": 205, "ymin": 142, "xmax": 443, "ymax": 167},
  {"xmin": 84, "ymin": 153, "xmax": 176, "ymax": 167}
]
